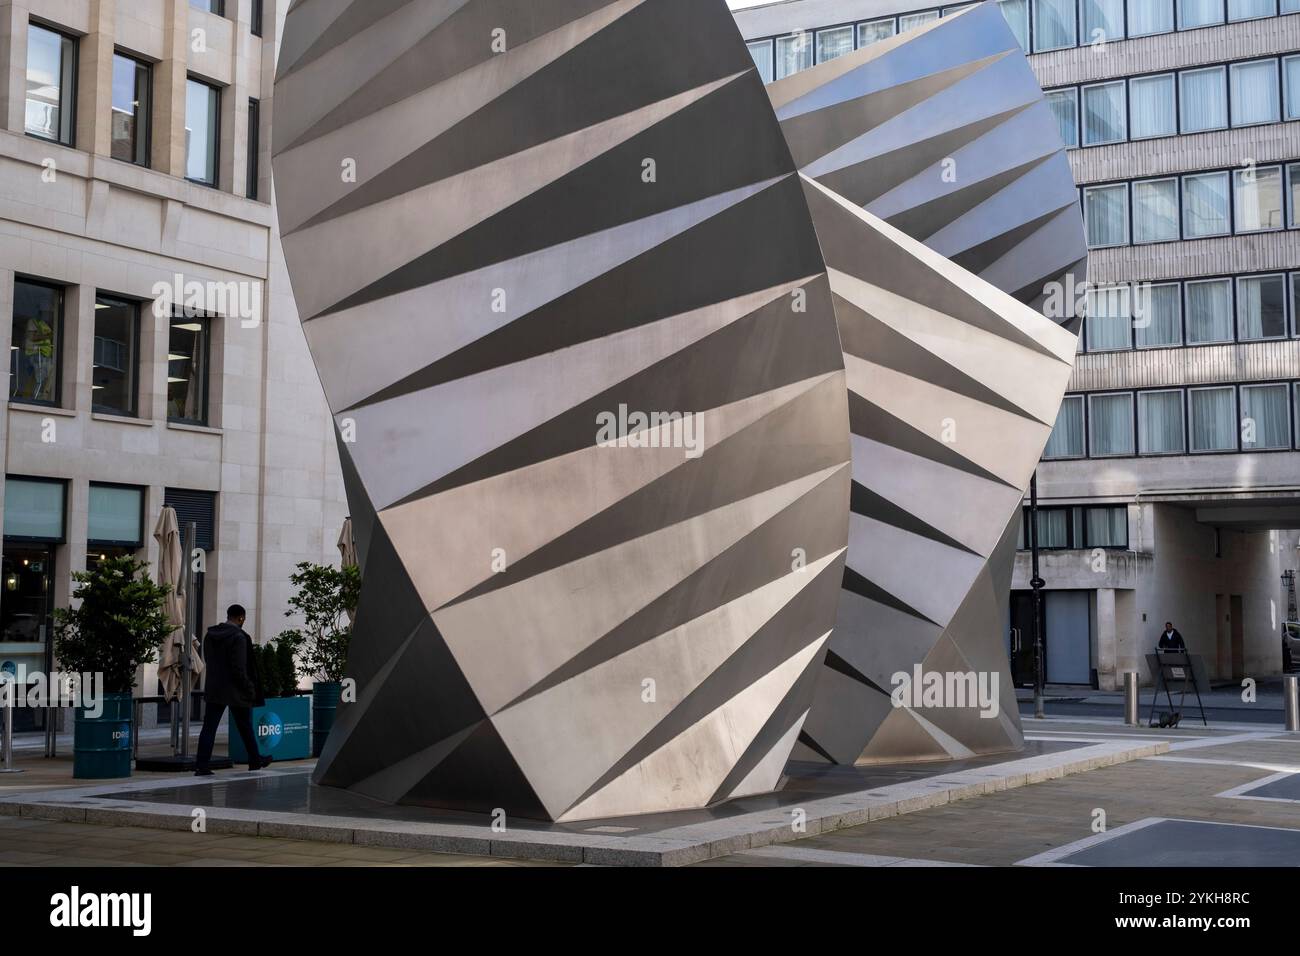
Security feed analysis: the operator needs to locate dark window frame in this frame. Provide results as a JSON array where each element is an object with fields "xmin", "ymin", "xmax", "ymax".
[
  {"xmin": 91, "ymin": 292, "xmax": 142, "ymax": 417},
  {"xmin": 184, "ymin": 75, "xmax": 222, "ymax": 188},
  {"xmin": 10, "ymin": 277, "xmax": 66, "ymax": 409},
  {"xmin": 24, "ymin": 18, "xmax": 79, "ymax": 148},
  {"xmin": 166, "ymin": 311, "xmax": 213, "ymax": 427},
  {"xmin": 247, "ymin": 97, "xmax": 260, "ymax": 201},
  {"xmin": 86, "ymin": 480, "xmax": 146, "ymax": 549},
  {"xmin": 2, "ymin": 475, "xmax": 69, "ymax": 545},
  {"xmin": 110, "ymin": 49, "xmax": 152, "ymax": 168}
]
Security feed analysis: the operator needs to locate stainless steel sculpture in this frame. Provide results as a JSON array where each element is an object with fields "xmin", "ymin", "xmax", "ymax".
[
  {"xmin": 272, "ymin": 0, "xmax": 852, "ymax": 821},
  {"xmin": 771, "ymin": 3, "xmax": 1087, "ymax": 318},
  {"xmin": 769, "ymin": 5, "xmax": 1085, "ymax": 765}
]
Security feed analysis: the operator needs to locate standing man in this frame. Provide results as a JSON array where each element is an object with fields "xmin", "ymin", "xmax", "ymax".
[
  {"xmin": 1157, "ymin": 621, "xmax": 1187, "ymax": 652},
  {"xmin": 195, "ymin": 604, "xmax": 271, "ymax": 775}
]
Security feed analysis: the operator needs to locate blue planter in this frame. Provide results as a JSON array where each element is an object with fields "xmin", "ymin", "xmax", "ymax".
[
  {"xmin": 228, "ymin": 696, "xmax": 311, "ymax": 763},
  {"xmin": 73, "ymin": 692, "xmax": 133, "ymax": 779},
  {"xmin": 312, "ymin": 682, "xmax": 342, "ymax": 758}
]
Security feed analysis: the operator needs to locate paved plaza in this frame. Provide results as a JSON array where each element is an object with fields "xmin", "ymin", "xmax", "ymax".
[{"xmin": 2, "ymin": 717, "xmax": 1298, "ymax": 867}]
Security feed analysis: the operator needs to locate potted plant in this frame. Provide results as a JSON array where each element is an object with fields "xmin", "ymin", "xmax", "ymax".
[
  {"xmin": 53, "ymin": 557, "xmax": 171, "ymax": 779},
  {"xmin": 227, "ymin": 635, "xmax": 311, "ymax": 763},
  {"xmin": 277, "ymin": 562, "xmax": 359, "ymax": 757}
]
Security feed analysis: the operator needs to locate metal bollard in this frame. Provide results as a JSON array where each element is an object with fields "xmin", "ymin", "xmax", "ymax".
[
  {"xmin": 0, "ymin": 683, "xmax": 23, "ymax": 774},
  {"xmin": 1124, "ymin": 671, "xmax": 1140, "ymax": 726},
  {"xmin": 1286, "ymin": 675, "xmax": 1299, "ymax": 733}
]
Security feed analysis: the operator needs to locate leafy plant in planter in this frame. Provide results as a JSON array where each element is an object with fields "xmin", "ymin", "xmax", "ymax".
[
  {"xmin": 53, "ymin": 556, "xmax": 173, "ymax": 779},
  {"xmin": 54, "ymin": 556, "xmax": 171, "ymax": 694},
  {"xmin": 275, "ymin": 562, "xmax": 360, "ymax": 684},
  {"xmin": 275, "ymin": 562, "xmax": 360, "ymax": 757}
]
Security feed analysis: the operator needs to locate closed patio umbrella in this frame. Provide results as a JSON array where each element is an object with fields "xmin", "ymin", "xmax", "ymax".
[
  {"xmin": 337, "ymin": 517, "xmax": 357, "ymax": 624},
  {"xmin": 154, "ymin": 507, "xmax": 203, "ymax": 701}
]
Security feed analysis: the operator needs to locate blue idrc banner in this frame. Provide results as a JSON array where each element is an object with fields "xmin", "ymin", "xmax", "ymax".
[{"xmin": 228, "ymin": 696, "xmax": 311, "ymax": 762}]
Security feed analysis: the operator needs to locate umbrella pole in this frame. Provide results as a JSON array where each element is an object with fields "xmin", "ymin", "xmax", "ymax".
[{"xmin": 180, "ymin": 521, "xmax": 197, "ymax": 758}]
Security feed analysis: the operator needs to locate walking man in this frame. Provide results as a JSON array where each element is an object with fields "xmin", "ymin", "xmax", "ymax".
[{"xmin": 195, "ymin": 604, "xmax": 271, "ymax": 775}]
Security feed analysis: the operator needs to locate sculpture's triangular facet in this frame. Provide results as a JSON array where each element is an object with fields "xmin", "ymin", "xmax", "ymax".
[{"xmin": 273, "ymin": 0, "xmax": 850, "ymax": 821}]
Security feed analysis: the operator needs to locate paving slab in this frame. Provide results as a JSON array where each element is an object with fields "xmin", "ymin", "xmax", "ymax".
[
  {"xmin": 0, "ymin": 736, "xmax": 1166, "ymax": 866},
  {"xmin": 1016, "ymin": 817, "xmax": 1300, "ymax": 867}
]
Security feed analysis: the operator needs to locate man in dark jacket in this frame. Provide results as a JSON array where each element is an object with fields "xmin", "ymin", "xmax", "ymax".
[
  {"xmin": 195, "ymin": 604, "xmax": 271, "ymax": 775},
  {"xmin": 1157, "ymin": 621, "xmax": 1187, "ymax": 652}
]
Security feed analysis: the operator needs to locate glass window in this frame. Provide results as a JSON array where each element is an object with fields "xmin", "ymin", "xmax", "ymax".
[
  {"xmin": 189, "ymin": 0, "xmax": 225, "ymax": 13},
  {"xmin": 1234, "ymin": 165, "xmax": 1283, "ymax": 233},
  {"xmin": 1030, "ymin": 509, "xmax": 1073, "ymax": 549},
  {"xmin": 1228, "ymin": 0, "xmax": 1276, "ymax": 18},
  {"xmin": 1178, "ymin": 0, "xmax": 1226, "ymax": 26},
  {"xmin": 859, "ymin": 18, "xmax": 897, "ymax": 46},
  {"xmin": 1241, "ymin": 384, "xmax": 1291, "ymax": 450},
  {"xmin": 1043, "ymin": 396, "xmax": 1086, "ymax": 459},
  {"xmin": 942, "ymin": 3, "xmax": 979, "ymax": 12},
  {"xmin": 25, "ymin": 23, "xmax": 76, "ymax": 145},
  {"xmin": 1295, "ymin": 385, "xmax": 1300, "ymax": 450},
  {"xmin": 1190, "ymin": 386, "xmax": 1238, "ymax": 452},
  {"xmin": 3, "ymin": 479, "xmax": 65, "ymax": 540},
  {"xmin": 1285, "ymin": 57, "xmax": 1300, "ymax": 121},
  {"xmin": 747, "ymin": 41, "xmax": 774, "ymax": 84},
  {"xmin": 815, "ymin": 26, "xmax": 854, "ymax": 63},
  {"xmin": 1034, "ymin": 0, "xmax": 1078, "ymax": 49},
  {"xmin": 1230, "ymin": 59, "xmax": 1280, "ymax": 126},
  {"xmin": 1086, "ymin": 285, "xmax": 1133, "ymax": 351},
  {"xmin": 1129, "ymin": 74, "xmax": 1176, "ymax": 139},
  {"xmin": 1134, "ymin": 282, "xmax": 1182, "ymax": 347},
  {"xmin": 1133, "ymin": 178, "xmax": 1179, "ymax": 243},
  {"xmin": 111, "ymin": 53, "xmax": 150, "ymax": 167},
  {"xmin": 1086, "ymin": 507, "xmax": 1128, "ymax": 548},
  {"xmin": 1179, "ymin": 67, "xmax": 1227, "ymax": 132},
  {"xmin": 185, "ymin": 78, "xmax": 220, "ymax": 185},
  {"xmin": 1290, "ymin": 164, "xmax": 1300, "ymax": 228},
  {"xmin": 775, "ymin": 33, "xmax": 814, "ymax": 79},
  {"xmin": 168, "ymin": 315, "xmax": 210, "ymax": 425},
  {"xmin": 88, "ymin": 484, "xmax": 143, "ymax": 547},
  {"xmin": 251, "ymin": 0, "xmax": 264, "ymax": 37},
  {"xmin": 1293, "ymin": 273, "xmax": 1300, "ymax": 335},
  {"xmin": 998, "ymin": 0, "xmax": 1031, "ymax": 48},
  {"xmin": 10, "ymin": 280, "xmax": 63, "ymax": 406},
  {"xmin": 1182, "ymin": 171, "xmax": 1230, "ymax": 237},
  {"xmin": 1186, "ymin": 278, "xmax": 1234, "ymax": 344},
  {"xmin": 1286, "ymin": 0, "xmax": 1300, "ymax": 10},
  {"xmin": 1128, "ymin": 0, "xmax": 1176, "ymax": 34},
  {"xmin": 900, "ymin": 10, "xmax": 941, "ymax": 31},
  {"xmin": 247, "ymin": 98, "xmax": 260, "ymax": 201},
  {"xmin": 92, "ymin": 295, "xmax": 139, "ymax": 416},
  {"xmin": 1082, "ymin": 0, "xmax": 1125, "ymax": 42},
  {"xmin": 1237, "ymin": 274, "xmax": 1287, "ymax": 340},
  {"xmin": 1089, "ymin": 393, "xmax": 1136, "ymax": 457},
  {"xmin": 1046, "ymin": 89, "xmax": 1079, "ymax": 147},
  {"xmin": 1084, "ymin": 183, "xmax": 1129, "ymax": 248},
  {"xmin": 1082, "ymin": 81, "xmax": 1126, "ymax": 145},
  {"xmin": 1138, "ymin": 390, "xmax": 1186, "ymax": 454}
]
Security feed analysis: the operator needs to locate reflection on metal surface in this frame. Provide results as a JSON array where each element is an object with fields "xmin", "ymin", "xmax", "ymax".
[
  {"xmin": 770, "ymin": 5, "xmax": 1084, "ymax": 766},
  {"xmin": 272, "ymin": 0, "xmax": 1086, "ymax": 810},
  {"xmin": 272, "ymin": 0, "xmax": 850, "ymax": 821}
]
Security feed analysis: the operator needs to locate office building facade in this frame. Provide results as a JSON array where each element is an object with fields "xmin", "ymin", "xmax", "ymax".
[
  {"xmin": 0, "ymin": 0, "xmax": 345, "ymax": 725},
  {"xmin": 736, "ymin": 0, "xmax": 1300, "ymax": 689}
]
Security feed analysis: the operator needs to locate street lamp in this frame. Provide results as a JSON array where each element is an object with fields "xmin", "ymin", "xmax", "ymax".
[{"xmin": 1029, "ymin": 473, "xmax": 1046, "ymax": 720}]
